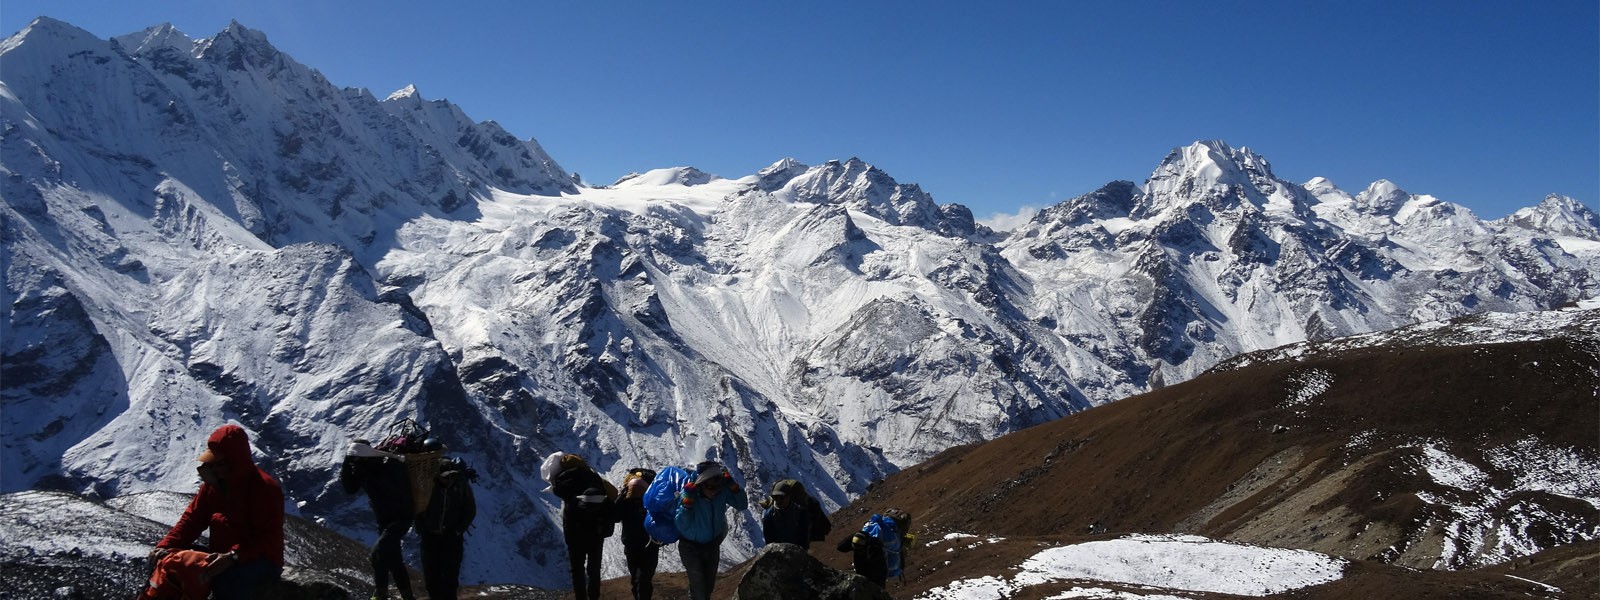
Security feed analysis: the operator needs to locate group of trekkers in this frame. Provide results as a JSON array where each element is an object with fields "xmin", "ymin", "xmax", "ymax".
[
  {"xmin": 137, "ymin": 422, "xmax": 915, "ymax": 600},
  {"xmin": 543, "ymin": 452, "xmax": 914, "ymax": 600}
]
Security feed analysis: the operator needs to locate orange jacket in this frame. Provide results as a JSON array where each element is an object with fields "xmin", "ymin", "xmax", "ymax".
[{"xmin": 138, "ymin": 549, "xmax": 211, "ymax": 600}]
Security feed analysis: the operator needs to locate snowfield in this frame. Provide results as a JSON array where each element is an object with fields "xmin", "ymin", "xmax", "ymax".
[{"xmin": 917, "ymin": 534, "xmax": 1348, "ymax": 599}]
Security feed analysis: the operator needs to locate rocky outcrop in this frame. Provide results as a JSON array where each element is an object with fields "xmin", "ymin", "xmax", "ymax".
[{"xmin": 732, "ymin": 543, "xmax": 892, "ymax": 600}]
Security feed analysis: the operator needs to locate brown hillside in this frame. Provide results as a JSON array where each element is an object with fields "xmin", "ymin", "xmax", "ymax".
[{"xmin": 805, "ymin": 334, "xmax": 1599, "ymax": 598}]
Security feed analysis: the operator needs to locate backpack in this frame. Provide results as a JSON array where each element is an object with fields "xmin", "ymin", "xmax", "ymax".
[
  {"xmin": 576, "ymin": 479, "xmax": 618, "ymax": 538},
  {"xmin": 807, "ymin": 499, "xmax": 832, "ymax": 542},
  {"xmin": 417, "ymin": 458, "xmax": 477, "ymax": 535},
  {"xmin": 861, "ymin": 509, "xmax": 913, "ymax": 579},
  {"xmin": 641, "ymin": 466, "xmax": 692, "ymax": 544}
]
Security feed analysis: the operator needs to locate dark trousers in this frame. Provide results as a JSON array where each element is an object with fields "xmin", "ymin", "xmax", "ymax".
[
  {"xmin": 564, "ymin": 532, "xmax": 603, "ymax": 600},
  {"xmin": 623, "ymin": 543, "xmax": 660, "ymax": 600},
  {"xmin": 420, "ymin": 531, "xmax": 464, "ymax": 600},
  {"xmin": 677, "ymin": 538, "xmax": 722, "ymax": 600},
  {"xmin": 372, "ymin": 519, "xmax": 414, "ymax": 599},
  {"xmin": 211, "ymin": 558, "xmax": 282, "ymax": 600}
]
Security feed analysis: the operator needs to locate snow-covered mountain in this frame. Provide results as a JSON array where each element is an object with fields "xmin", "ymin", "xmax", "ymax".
[
  {"xmin": 3, "ymin": 18, "xmax": 1597, "ymax": 587},
  {"xmin": 1004, "ymin": 142, "xmax": 1598, "ymax": 386}
]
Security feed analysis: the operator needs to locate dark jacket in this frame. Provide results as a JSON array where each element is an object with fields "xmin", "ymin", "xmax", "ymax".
[
  {"xmin": 158, "ymin": 425, "xmax": 285, "ymax": 567},
  {"xmin": 613, "ymin": 494, "xmax": 654, "ymax": 550},
  {"xmin": 761, "ymin": 500, "xmax": 813, "ymax": 548},
  {"xmin": 339, "ymin": 454, "xmax": 413, "ymax": 524},
  {"xmin": 417, "ymin": 461, "xmax": 476, "ymax": 535},
  {"xmin": 837, "ymin": 532, "xmax": 886, "ymax": 586},
  {"xmin": 551, "ymin": 466, "xmax": 615, "ymax": 539}
]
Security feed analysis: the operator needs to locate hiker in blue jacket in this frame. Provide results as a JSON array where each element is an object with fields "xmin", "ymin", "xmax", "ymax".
[{"xmin": 673, "ymin": 461, "xmax": 748, "ymax": 600}]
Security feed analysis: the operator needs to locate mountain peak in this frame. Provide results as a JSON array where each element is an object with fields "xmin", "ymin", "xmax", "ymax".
[
  {"xmin": 212, "ymin": 19, "xmax": 273, "ymax": 51},
  {"xmin": 113, "ymin": 22, "xmax": 193, "ymax": 56},
  {"xmin": 1302, "ymin": 177, "xmax": 1355, "ymax": 208},
  {"xmin": 195, "ymin": 20, "xmax": 281, "ymax": 70},
  {"xmin": 611, "ymin": 166, "xmax": 721, "ymax": 188},
  {"xmin": 2, "ymin": 15, "xmax": 105, "ymax": 57},
  {"xmin": 17, "ymin": 15, "xmax": 82, "ymax": 36},
  {"xmin": 756, "ymin": 157, "xmax": 812, "ymax": 191},
  {"xmin": 764, "ymin": 157, "xmax": 806, "ymax": 173},
  {"xmin": 1137, "ymin": 140, "xmax": 1285, "ymax": 217},
  {"xmin": 1503, "ymin": 194, "xmax": 1600, "ymax": 240},
  {"xmin": 1149, "ymin": 141, "xmax": 1274, "ymax": 185},
  {"xmin": 386, "ymin": 84, "xmax": 421, "ymax": 103},
  {"xmin": 1355, "ymin": 179, "xmax": 1409, "ymax": 215}
]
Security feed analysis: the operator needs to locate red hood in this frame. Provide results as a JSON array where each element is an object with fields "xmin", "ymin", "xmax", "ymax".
[{"xmin": 206, "ymin": 424, "xmax": 257, "ymax": 479}]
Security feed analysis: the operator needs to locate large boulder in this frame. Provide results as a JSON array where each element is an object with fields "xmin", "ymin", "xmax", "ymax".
[{"xmin": 731, "ymin": 543, "xmax": 892, "ymax": 600}]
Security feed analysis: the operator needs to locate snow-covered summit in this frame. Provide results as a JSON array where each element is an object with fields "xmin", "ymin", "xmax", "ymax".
[
  {"xmin": 611, "ymin": 166, "xmax": 723, "ymax": 188},
  {"xmin": 385, "ymin": 83, "xmax": 421, "ymax": 102},
  {"xmin": 111, "ymin": 22, "xmax": 192, "ymax": 55},
  {"xmin": 1002, "ymin": 139, "xmax": 1596, "ymax": 386},
  {"xmin": 1138, "ymin": 140, "xmax": 1295, "ymax": 216},
  {"xmin": 1502, "ymin": 194, "xmax": 1600, "ymax": 240},
  {"xmin": 1, "ymin": 16, "xmax": 100, "ymax": 54},
  {"xmin": 766, "ymin": 157, "xmax": 979, "ymax": 237}
]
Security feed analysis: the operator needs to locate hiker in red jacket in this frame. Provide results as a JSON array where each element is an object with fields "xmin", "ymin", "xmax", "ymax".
[{"xmin": 146, "ymin": 424, "xmax": 285, "ymax": 600}]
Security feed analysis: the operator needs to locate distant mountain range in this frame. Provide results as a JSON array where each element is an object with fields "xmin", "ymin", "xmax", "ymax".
[{"xmin": 3, "ymin": 17, "xmax": 1597, "ymax": 586}]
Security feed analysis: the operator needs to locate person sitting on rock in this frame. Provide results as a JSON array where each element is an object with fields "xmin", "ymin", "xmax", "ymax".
[{"xmin": 144, "ymin": 424, "xmax": 284, "ymax": 600}]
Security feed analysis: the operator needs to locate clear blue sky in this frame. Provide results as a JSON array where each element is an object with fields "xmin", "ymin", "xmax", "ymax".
[{"xmin": 4, "ymin": 1, "xmax": 1596, "ymax": 221}]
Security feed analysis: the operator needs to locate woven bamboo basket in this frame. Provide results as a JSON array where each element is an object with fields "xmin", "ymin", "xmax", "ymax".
[{"xmin": 403, "ymin": 451, "xmax": 444, "ymax": 514}]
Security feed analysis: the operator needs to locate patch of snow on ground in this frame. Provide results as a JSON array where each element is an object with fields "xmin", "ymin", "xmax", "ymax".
[
  {"xmin": 921, "ymin": 575, "xmax": 1014, "ymax": 600},
  {"xmin": 1409, "ymin": 440, "xmax": 1600, "ymax": 568},
  {"xmin": 0, "ymin": 491, "xmax": 157, "ymax": 561},
  {"xmin": 1046, "ymin": 587, "xmax": 1193, "ymax": 600},
  {"xmin": 1486, "ymin": 438, "xmax": 1600, "ymax": 509},
  {"xmin": 1280, "ymin": 368, "xmax": 1332, "ymax": 408},
  {"xmin": 1418, "ymin": 445, "xmax": 1492, "ymax": 491},
  {"xmin": 915, "ymin": 534, "xmax": 1346, "ymax": 599},
  {"xmin": 1343, "ymin": 429, "xmax": 1380, "ymax": 452},
  {"xmin": 933, "ymin": 532, "xmax": 978, "ymax": 545}
]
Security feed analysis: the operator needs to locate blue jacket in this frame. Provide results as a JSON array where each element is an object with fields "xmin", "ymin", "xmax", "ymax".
[{"xmin": 674, "ymin": 481, "xmax": 748, "ymax": 543}]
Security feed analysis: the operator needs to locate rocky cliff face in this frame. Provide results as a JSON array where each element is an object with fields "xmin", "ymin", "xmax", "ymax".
[{"xmin": 3, "ymin": 19, "xmax": 1597, "ymax": 587}]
